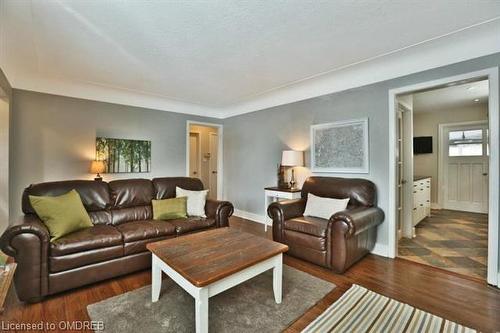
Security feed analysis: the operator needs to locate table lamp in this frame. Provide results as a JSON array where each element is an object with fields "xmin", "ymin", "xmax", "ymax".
[
  {"xmin": 90, "ymin": 160, "xmax": 106, "ymax": 181},
  {"xmin": 281, "ymin": 150, "xmax": 304, "ymax": 189}
]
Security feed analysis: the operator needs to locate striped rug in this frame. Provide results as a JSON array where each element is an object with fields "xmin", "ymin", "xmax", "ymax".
[{"xmin": 302, "ymin": 284, "xmax": 476, "ymax": 333}]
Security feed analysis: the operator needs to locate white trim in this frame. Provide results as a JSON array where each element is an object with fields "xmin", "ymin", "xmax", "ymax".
[
  {"xmin": 388, "ymin": 67, "xmax": 499, "ymax": 286},
  {"xmin": 8, "ymin": 18, "xmax": 500, "ymax": 119},
  {"xmin": 233, "ymin": 209, "xmax": 266, "ymax": 224},
  {"xmin": 437, "ymin": 120, "xmax": 488, "ymax": 212},
  {"xmin": 186, "ymin": 121, "xmax": 224, "ymax": 200},
  {"xmin": 371, "ymin": 243, "xmax": 388, "ymax": 257},
  {"xmin": 310, "ymin": 118, "xmax": 369, "ymax": 173}
]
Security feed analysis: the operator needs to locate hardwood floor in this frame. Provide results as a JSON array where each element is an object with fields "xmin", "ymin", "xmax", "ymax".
[{"xmin": 3, "ymin": 216, "xmax": 500, "ymax": 332}]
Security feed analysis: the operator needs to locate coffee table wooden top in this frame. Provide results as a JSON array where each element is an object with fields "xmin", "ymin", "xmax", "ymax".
[{"xmin": 146, "ymin": 228, "xmax": 288, "ymax": 287}]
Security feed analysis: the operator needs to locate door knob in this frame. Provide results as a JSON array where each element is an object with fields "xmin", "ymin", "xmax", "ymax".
[
  {"xmin": 212, "ymin": 171, "xmax": 217, "ymax": 174},
  {"xmin": 482, "ymin": 173, "xmax": 488, "ymax": 176},
  {"xmin": 193, "ymin": 171, "xmax": 197, "ymax": 175}
]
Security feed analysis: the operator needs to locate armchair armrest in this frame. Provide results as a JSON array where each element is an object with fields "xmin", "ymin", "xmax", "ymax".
[
  {"xmin": 330, "ymin": 206, "xmax": 384, "ymax": 238},
  {"xmin": 205, "ymin": 199, "xmax": 234, "ymax": 228},
  {"xmin": 0, "ymin": 214, "xmax": 50, "ymax": 302},
  {"xmin": 267, "ymin": 198, "xmax": 306, "ymax": 242}
]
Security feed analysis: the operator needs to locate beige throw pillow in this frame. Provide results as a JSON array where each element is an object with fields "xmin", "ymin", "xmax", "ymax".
[
  {"xmin": 303, "ymin": 193, "xmax": 350, "ymax": 220},
  {"xmin": 175, "ymin": 187, "xmax": 208, "ymax": 217}
]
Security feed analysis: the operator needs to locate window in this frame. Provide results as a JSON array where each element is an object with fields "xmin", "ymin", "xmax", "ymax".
[{"xmin": 448, "ymin": 129, "xmax": 483, "ymax": 157}]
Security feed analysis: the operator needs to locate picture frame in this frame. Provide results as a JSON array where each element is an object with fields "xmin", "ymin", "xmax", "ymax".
[
  {"xmin": 96, "ymin": 137, "xmax": 151, "ymax": 173},
  {"xmin": 310, "ymin": 118, "xmax": 369, "ymax": 173}
]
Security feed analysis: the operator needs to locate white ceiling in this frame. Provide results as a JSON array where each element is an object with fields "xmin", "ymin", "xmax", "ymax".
[
  {"xmin": 1, "ymin": 1, "xmax": 500, "ymax": 118},
  {"xmin": 413, "ymin": 80, "xmax": 489, "ymax": 112}
]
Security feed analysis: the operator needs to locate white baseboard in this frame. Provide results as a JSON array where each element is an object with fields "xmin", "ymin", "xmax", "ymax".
[
  {"xmin": 431, "ymin": 203, "xmax": 441, "ymax": 210},
  {"xmin": 233, "ymin": 209, "xmax": 266, "ymax": 224},
  {"xmin": 371, "ymin": 243, "xmax": 390, "ymax": 258}
]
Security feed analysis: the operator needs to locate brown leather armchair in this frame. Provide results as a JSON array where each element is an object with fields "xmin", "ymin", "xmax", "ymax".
[
  {"xmin": 268, "ymin": 176, "xmax": 384, "ymax": 273},
  {"xmin": 0, "ymin": 177, "xmax": 233, "ymax": 303}
]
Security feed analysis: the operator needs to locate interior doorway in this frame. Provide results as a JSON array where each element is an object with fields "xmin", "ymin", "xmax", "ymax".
[
  {"xmin": 389, "ymin": 68, "xmax": 499, "ymax": 286},
  {"xmin": 186, "ymin": 121, "xmax": 223, "ymax": 200}
]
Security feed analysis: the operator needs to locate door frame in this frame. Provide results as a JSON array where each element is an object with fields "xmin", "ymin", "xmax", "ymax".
[
  {"xmin": 388, "ymin": 67, "xmax": 499, "ymax": 286},
  {"xmin": 438, "ymin": 120, "xmax": 489, "ymax": 212},
  {"xmin": 186, "ymin": 121, "xmax": 224, "ymax": 200}
]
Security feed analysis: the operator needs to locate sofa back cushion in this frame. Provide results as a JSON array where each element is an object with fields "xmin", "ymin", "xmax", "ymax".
[
  {"xmin": 22, "ymin": 180, "xmax": 112, "ymax": 225},
  {"xmin": 108, "ymin": 179, "xmax": 154, "ymax": 225},
  {"xmin": 152, "ymin": 177, "xmax": 204, "ymax": 199},
  {"xmin": 301, "ymin": 176, "xmax": 376, "ymax": 208}
]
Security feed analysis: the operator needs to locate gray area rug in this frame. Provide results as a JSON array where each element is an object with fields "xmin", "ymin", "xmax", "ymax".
[{"xmin": 87, "ymin": 265, "xmax": 334, "ymax": 333}]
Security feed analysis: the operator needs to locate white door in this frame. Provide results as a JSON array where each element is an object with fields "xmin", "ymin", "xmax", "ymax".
[
  {"xmin": 189, "ymin": 132, "xmax": 200, "ymax": 179},
  {"xmin": 442, "ymin": 123, "xmax": 489, "ymax": 213},
  {"xmin": 208, "ymin": 132, "xmax": 218, "ymax": 200}
]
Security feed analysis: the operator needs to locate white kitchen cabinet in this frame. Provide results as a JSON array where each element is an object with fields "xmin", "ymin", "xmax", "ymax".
[{"xmin": 412, "ymin": 177, "xmax": 431, "ymax": 234}]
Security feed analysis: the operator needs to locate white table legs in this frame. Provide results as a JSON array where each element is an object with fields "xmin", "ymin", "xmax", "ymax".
[
  {"xmin": 272, "ymin": 254, "xmax": 283, "ymax": 304},
  {"xmin": 150, "ymin": 253, "xmax": 283, "ymax": 333},
  {"xmin": 195, "ymin": 288, "xmax": 209, "ymax": 333},
  {"xmin": 151, "ymin": 255, "xmax": 162, "ymax": 303}
]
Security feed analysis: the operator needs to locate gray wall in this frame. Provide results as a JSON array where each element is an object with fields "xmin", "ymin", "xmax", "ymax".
[
  {"xmin": 10, "ymin": 90, "xmax": 220, "ymax": 219},
  {"xmin": 223, "ymin": 52, "xmax": 500, "ymax": 250},
  {"xmin": 0, "ymin": 67, "xmax": 12, "ymax": 233}
]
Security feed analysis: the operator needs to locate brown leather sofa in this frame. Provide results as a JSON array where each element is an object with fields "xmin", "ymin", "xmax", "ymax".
[
  {"xmin": 268, "ymin": 176, "xmax": 384, "ymax": 273},
  {"xmin": 0, "ymin": 177, "xmax": 233, "ymax": 303}
]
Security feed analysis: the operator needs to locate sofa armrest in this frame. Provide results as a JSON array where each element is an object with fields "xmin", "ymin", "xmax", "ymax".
[
  {"xmin": 205, "ymin": 199, "xmax": 234, "ymax": 228},
  {"xmin": 268, "ymin": 199, "xmax": 306, "ymax": 242},
  {"xmin": 330, "ymin": 206, "xmax": 384, "ymax": 238},
  {"xmin": 0, "ymin": 214, "xmax": 50, "ymax": 302},
  {"xmin": 0, "ymin": 215, "xmax": 50, "ymax": 256}
]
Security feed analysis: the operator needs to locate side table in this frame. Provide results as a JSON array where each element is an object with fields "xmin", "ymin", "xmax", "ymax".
[{"xmin": 264, "ymin": 187, "xmax": 302, "ymax": 231}]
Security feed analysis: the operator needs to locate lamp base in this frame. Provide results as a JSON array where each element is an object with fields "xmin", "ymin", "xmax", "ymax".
[{"xmin": 94, "ymin": 173, "xmax": 103, "ymax": 181}]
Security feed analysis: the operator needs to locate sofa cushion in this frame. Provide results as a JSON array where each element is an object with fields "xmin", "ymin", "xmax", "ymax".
[
  {"xmin": 111, "ymin": 206, "xmax": 152, "ymax": 225},
  {"xmin": 167, "ymin": 217, "xmax": 215, "ymax": 235},
  {"xmin": 284, "ymin": 229, "xmax": 326, "ymax": 251},
  {"xmin": 49, "ymin": 245, "xmax": 123, "ymax": 273},
  {"xmin": 50, "ymin": 224, "xmax": 123, "ymax": 256},
  {"xmin": 22, "ymin": 180, "xmax": 110, "ymax": 214},
  {"xmin": 284, "ymin": 216, "xmax": 329, "ymax": 238},
  {"xmin": 116, "ymin": 220, "xmax": 176, "ymax": 243},
  {"xmin": 109, "ymin": 179, "xmax": 154, "ymax": 209},
  {"xmin": 152, "ymin": 177, "xmax": 204, "ymax": 199},
  {"xmin": 123, "ymin": 236, "xmax": 173, "ymax": 255}
]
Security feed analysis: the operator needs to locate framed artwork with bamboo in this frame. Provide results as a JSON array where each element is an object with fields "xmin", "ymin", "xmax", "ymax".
[{"xmin": 96, "ymin": 137, "xmax": 151, "ymax": 173}]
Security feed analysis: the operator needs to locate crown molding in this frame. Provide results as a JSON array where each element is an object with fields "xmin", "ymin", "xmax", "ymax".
[
  {"xmin": 220, "ymin": 18, "xmax": 500, "ymax": 118},
  {"xmin": 10, "ymin": 74, "xmax": 222, "ymax": 118},
  {"xmin": 6, "ymin": 18, "xmax": 500, "ymax": 120}
]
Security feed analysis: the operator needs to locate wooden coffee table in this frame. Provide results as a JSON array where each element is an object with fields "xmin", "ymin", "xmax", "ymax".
[{"xmin": 146, "ymin": 227, "xmax": 288, "ymax": 333}]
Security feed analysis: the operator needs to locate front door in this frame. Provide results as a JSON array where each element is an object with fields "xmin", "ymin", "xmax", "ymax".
[{"xmin": 442, "ymin": 123, "xmax": 489, "ymax": 213}]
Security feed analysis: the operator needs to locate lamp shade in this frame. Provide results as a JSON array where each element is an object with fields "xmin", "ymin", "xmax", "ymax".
[
  {"xmin": 281, "ymin": 150, "xmax": 304, "ymax": 167},
  {"xmin": 90, "ymin": 160, "xmax": 106, "ymax": 174}
]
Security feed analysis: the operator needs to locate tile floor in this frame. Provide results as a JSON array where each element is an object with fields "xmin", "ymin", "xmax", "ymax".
[{"xmin": 398, "ymin": 209, "xmax": 488, "ymax": 279}]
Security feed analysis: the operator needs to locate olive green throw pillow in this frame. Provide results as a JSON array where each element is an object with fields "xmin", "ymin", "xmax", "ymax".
[
  {"xmin": 29, "ymin": 189, "xmax": 93, "ymax": 242},
  {"xmin": 152, "ymin": 197, "xmax": 188, "ymax": 220}
]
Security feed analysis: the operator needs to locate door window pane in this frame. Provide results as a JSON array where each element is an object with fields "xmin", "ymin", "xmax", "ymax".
[
  {"xmin": 448, "ymin": 129, "xmax": 484, "ymax": 157},
  {"xmin": 449, "ymin": 144, "xmax": 483, "ymax": 156}
]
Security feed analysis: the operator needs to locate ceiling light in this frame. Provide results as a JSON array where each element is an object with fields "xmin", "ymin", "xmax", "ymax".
[{"xmin": 473, "ymin": 98, "xmax": 480, "ymax": 102}]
